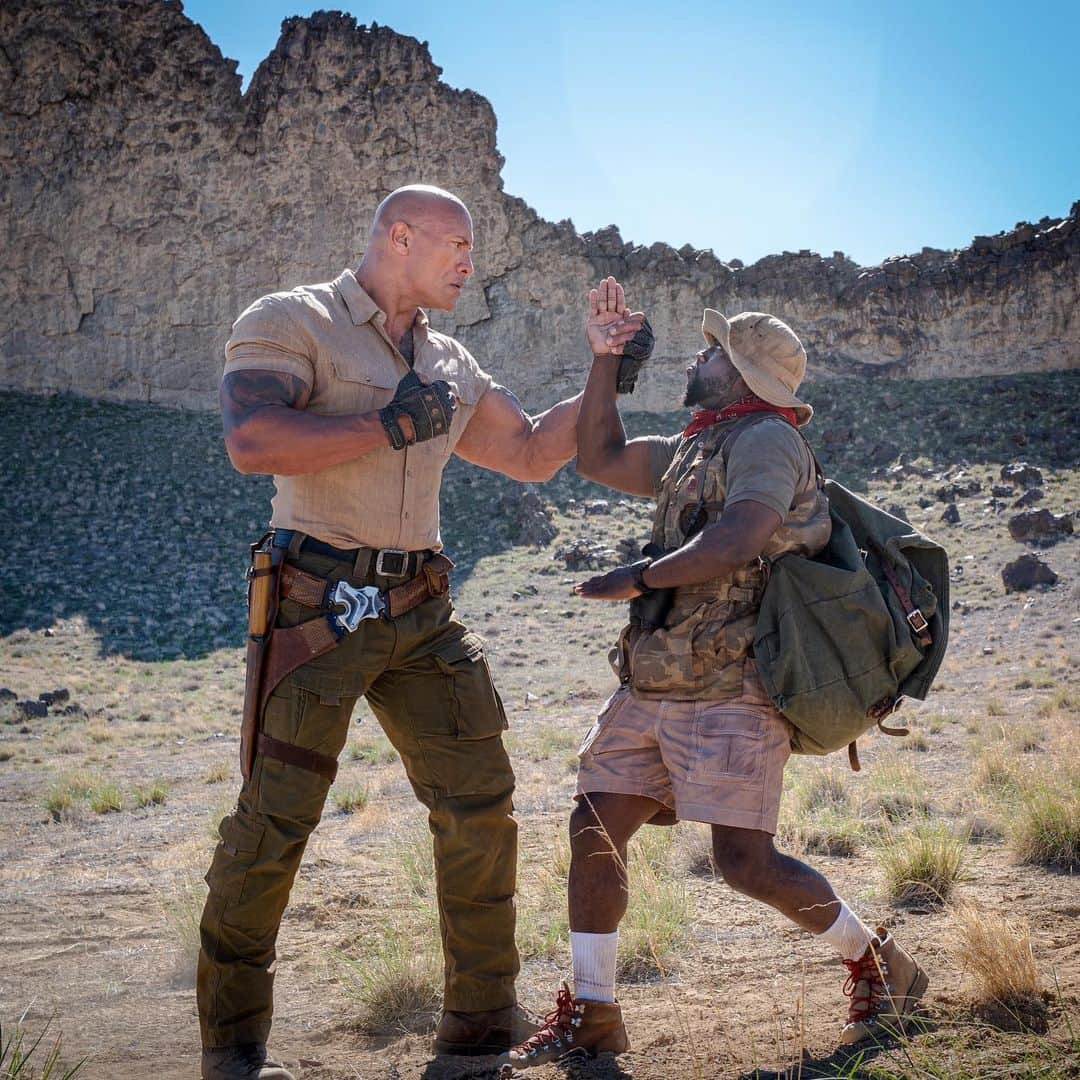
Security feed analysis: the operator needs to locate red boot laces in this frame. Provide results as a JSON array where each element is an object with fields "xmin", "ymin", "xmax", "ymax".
[
  {"xmin": 515, "ymin": 984, "xmax": 579, "ymax": 1055},
  {"xmin": 843, "ymin": 951, "xmax": 889, "ymax": 1025}
]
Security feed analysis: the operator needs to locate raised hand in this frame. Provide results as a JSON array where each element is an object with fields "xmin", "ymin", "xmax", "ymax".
[{"xmin": 586, "ymin": 276, "xmax": 645, "ymax": 358}]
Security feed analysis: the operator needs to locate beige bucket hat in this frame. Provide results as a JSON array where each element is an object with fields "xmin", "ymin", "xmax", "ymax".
[{"xmin": 701, "ymin": 309, "xmax": 813, "ymax": 425}]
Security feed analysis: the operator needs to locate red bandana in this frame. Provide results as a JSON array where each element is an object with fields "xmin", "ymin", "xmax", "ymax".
[{"xmin": 682, "ymin": 396, "xmax": 798, "ymax": 437}]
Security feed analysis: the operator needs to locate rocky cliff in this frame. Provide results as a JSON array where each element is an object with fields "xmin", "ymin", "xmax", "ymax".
[{"xmin": 2, "ymin": 0, "xmax": 1077, "ymax": 412}]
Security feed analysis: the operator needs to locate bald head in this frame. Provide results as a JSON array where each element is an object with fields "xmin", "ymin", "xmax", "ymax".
[
  {"xmin": 358, "ymin": 185, "xmax": 475, "ymax": 315},
  {"xmin": 371, "ymin": 185, "xmax": 471, "ymax": 239}
]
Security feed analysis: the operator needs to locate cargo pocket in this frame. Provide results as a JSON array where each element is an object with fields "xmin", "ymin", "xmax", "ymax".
[
  {"xmin": 579, "ymin": 688, "xmax": 631, "ymax": 757},
  {"xmin": 432, "ymin": 632, "xmax": 508, "ymax": 740},
  {"xmin": 690, "ymin": 705, "xmax": 766, "ymax": 782},
  {"xmin": 207, "ymin": 811, "xmax": 265, "ymax": 902}
]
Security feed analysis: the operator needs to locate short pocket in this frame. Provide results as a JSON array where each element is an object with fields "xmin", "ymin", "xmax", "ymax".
[
  {"xmin": 578, "ymin": 688, "xmax": 630, "ymax": 757},
  {"xmin": 690, "ymin": 705, "xmax": 766, "ymax": 782}
]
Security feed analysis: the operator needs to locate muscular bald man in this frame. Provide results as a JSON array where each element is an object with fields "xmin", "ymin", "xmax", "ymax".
[{"xmin": 197, "ymin": 186, "xmax": 644, "ymax": 1078}]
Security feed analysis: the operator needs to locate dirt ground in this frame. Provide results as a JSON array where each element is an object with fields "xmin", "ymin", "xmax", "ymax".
[{"xmin": 1, "ymin": 382, "xmax": 1078, "ymax": 1079}]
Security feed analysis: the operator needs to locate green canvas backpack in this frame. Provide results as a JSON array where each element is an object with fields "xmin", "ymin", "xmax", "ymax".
[{"xmin": 752, "ymin": 468, "xmax": 950, "ymax": 770}]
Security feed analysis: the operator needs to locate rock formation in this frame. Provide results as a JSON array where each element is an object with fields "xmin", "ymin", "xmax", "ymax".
[{"xmin": 2, "ymin": 0, "xmax": 1078, "ymax": 412}]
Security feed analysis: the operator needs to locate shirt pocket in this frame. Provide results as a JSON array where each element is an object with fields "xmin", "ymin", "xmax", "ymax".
[{"xmin": 326, "ymin": 350, "xmax": 401, "ymax": 415}]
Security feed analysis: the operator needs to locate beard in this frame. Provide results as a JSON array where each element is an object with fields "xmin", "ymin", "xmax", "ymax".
[{"xmin": 683, "ymin": 366, "xmax": 743, "ymax": 409}]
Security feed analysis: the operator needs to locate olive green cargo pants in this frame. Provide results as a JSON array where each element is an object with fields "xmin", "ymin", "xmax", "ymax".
[{"xmin": 197, "ymin": 548, "xmax": 519, "ymax": 1049}]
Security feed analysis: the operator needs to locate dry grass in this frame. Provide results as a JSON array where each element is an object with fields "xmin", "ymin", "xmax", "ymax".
[
  {"xmin": 617, "ymin": 829, "xmax": 691, "ymax": 981},
  {"xmin": 878, "ymin": 822, "xmax": 971, "ymax": 906},
  {"xmin": 204, "ymin": 762, "xmax": 230, "ymax": 784},
  {"xmin": 160, "ymin": 869, "xmax": 207, "ymax": 984},
  {"xmin": 1010, "ymin": 780, "xmax": 1080, "ymax": 872},
  {"xmin": 134, "ymin": 781, "xmax": 169, "ymax": 808},
  {"xmin": 948, "ymin": 902, "xmax": 1044, "ymax": 1026},
  {"xmin": 339, "ymin": 930, "xmax": 441, "ymax": 1035},
  {"xmin": 396, "ymin": 818, "xmax": 435, "ymax": 898},
  {"xmin": 331, "ymin": 781, "xmax": 370, "ymax": 815}
]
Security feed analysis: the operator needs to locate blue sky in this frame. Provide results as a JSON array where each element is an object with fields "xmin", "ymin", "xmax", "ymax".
[{"xmin": 182, "ymin": 0, "xmax": 1078, "ymax": 266}]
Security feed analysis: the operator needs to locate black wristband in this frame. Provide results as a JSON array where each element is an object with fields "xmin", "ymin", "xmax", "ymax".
[{"xmin": 629, "ymin": 558, "xmax": 654, "ymax": 595}]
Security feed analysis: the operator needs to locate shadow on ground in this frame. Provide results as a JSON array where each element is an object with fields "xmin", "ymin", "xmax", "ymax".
[{"xmin": 1, "ymin": 371, "xmax": 1075, "ymax": 659}]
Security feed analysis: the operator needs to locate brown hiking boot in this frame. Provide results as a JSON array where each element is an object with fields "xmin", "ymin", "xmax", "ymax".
[
  {"xmin": 501, "ymin": 983, "xmax": 629, "ymax": 1070},
  {"xmin": 839, "ymin": 927, "xmax": 929, "ymax": 1045},
  {"xmin": 200, "ymin": 1043, "xmax": 294, "ymax": 1079},
  {"xmin": 434, "ymin": 1003, "xmax": 542, "ymax": 1056}
]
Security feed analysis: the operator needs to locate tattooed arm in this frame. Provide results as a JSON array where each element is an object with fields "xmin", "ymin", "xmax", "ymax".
[{"xmin": 220, "ymin": 369, "xmax": 394, "ymax": 475}]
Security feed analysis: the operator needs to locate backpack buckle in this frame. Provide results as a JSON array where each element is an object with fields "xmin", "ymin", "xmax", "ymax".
[{"xmin": 906, "ymin": 608, "xmax": 930, "ymax": 644}]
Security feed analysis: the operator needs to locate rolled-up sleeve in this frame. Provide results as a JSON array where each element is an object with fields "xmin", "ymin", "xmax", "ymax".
[{"xmin": 222, "ymin": 295, "xmax": 315, "ymax": 388}]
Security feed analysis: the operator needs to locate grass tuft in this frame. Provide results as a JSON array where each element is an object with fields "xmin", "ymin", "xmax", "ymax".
[
  {"xmin": 948, "ymin": 902, "xmax": 1046, "ymax": 1031},
  {"xmin": 0, "ymin": 1020, "xmax": 85, "ymax": 1079},
  {"xmin": 1010, "ymin": 781, "xmax": 1080, "ymax": 872},
  {"xmin": 134, "ymin": 782, "xmax": 169, "ymax": 808},
  {"xmin": 878, "ymin": 822, "xmax": 970, "ymax": 906},
  {"xmin": 160, "ymin": 870, "xmax": 207, "ymax": 984},
  {"xmin": 89, "ymin": 783, "xmax": 123, "ymax": 814},
  {"xmin": 332, "ymin": 781, "xmax": 370, "ymax": 815},
  {"xmin": 617, "ymin": 829, "xmax": 691, "ymax": 981},
  {"xmin": 339, "ymin": 931, "xmax": 441, "ymax": 1035},
  {"xmin": 204, "ymin": 762, "xmax": 230, "ymax": 784}
]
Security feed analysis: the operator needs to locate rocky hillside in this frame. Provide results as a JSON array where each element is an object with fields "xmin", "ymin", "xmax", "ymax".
[{"xmin": 1, "ymin": 0, "xmax": 1077, "ymax": 412}]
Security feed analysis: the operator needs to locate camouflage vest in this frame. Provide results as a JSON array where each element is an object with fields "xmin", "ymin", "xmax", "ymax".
[{"xmin": 618, "ymin": 415, "xmax": 831, "ymax": 700}]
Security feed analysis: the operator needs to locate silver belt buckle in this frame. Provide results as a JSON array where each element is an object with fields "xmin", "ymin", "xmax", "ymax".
[
  {"xmin": 374, "ymin": 548, "xmax": 409, "ymax": 577},
  {"xmin": 328, "ymin": 580, "xmax": 386, "ymax": 633}
]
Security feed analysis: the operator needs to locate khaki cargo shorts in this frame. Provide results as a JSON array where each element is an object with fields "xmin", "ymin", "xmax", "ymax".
[{"xmin": 575, "ymin": 661, "xmax": 794, "ymax": 834}]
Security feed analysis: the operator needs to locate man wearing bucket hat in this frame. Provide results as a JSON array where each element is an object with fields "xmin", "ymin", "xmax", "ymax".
[{"xmin": 503, "ymin": 285, "xmax": 927, "ymax": 1070}]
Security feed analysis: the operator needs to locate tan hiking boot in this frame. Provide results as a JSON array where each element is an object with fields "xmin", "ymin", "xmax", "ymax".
[
  {"xmin": 501, "ymin": 983, "xmax": 629, "ymax": 1071},
  {"xmin": 434, "ymin": 1003, "xmax": 542, "ymax": 1056},
  {"xmin": 839, "ymin": 926, "xmax": 929, "ymax": 1045},
  {"xmin": 201, "ymin": 1043, "xmax": 294, "ymax": 1079}
]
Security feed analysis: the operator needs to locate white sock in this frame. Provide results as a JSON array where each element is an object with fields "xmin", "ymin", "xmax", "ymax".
[
  {"xmin": 816, "ymin": 899, "xmax": 873, "ymax": 961},
  {"xmin": 570, "ymin": 930, "xmax": 619, "ymax": 1003}
]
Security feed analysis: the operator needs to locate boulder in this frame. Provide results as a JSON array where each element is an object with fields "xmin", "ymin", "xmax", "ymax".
[
  {"xmin": 1007, "ymin": 509, "xmax": 1074, "ymax": 545},
  {"xmin": 1001, "ymin": 554, "xmax": 1058, "ymax": 593},
  {"xmin": 499, "ymin": 488, "xmax": 557, "ymax": 547},
  {"xmin": 555, "ymin": 538, "xmax": 620, "ymax": 571},
  {"xmin": 1012, "ymin": 488, "xmax": 1044, "ymax": 508},
  {"xmin": 941, "ymin": 503, "xmax": 961, "ymax": 524},
  {"xmin": 1001, "ymin": 462, "xmax": 1044, "ymax": 488}
]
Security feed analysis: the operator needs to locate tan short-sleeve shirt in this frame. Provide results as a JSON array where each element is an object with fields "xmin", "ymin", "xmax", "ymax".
[{"xmin": 222, "ymin": 269, "xmax": 493, "ymax": 551}]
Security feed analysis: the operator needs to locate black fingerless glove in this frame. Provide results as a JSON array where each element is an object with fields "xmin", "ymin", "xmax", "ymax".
[
  {"xmin": 379, "ymin": 370, "xmax": 456, "ymax": 450},
  {"xmin": 616, "ymin": 316, "xmax": 654, "ymax": 394}
]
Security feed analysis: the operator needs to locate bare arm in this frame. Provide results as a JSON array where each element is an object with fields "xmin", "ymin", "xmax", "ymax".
[
  {"xmin": 576, "ymin": 278, "xmax": 655, "ymax": 496},
  {"xmin": 575, "ymin": 355, "xmax": 658, "ymax": 497},
  {"xmin": 574, "ymin": 500, "xmax": 782, "ymax": 600},
  {"xmin": 453, "ymin": 384, "xmax": 582, "ymax": 482},
  {"xmin": 221, "ymin": 369, "xmax": 392, "ymax": 475}
]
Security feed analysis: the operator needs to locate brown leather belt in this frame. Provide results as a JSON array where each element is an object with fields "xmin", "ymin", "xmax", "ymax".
[{"xmin": 253, "ymin": 552, "xmax": 453, "ymax": 783}]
